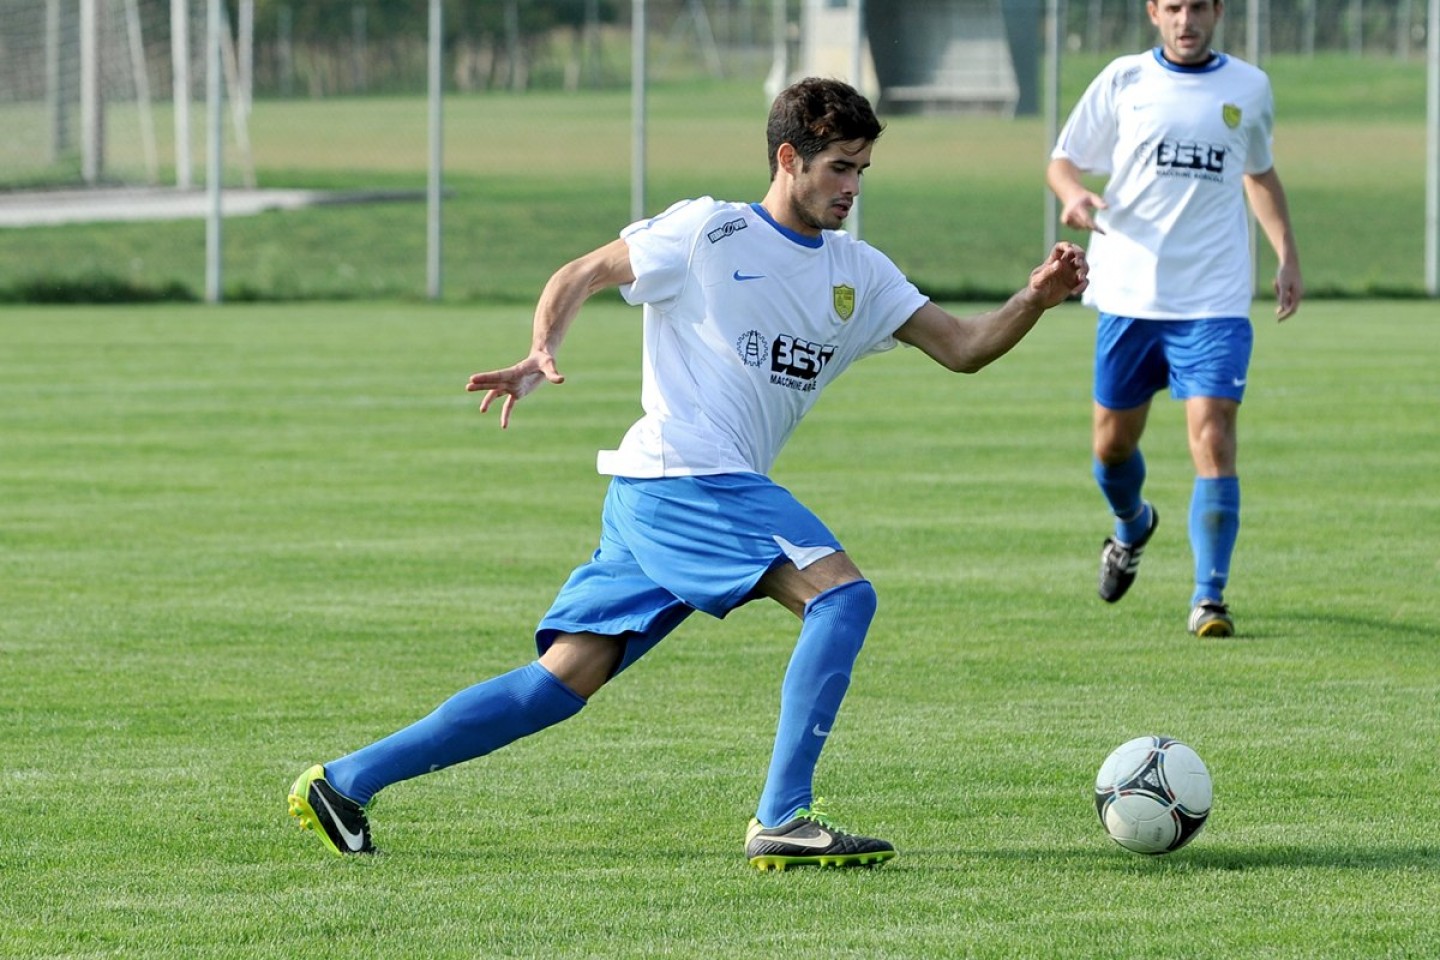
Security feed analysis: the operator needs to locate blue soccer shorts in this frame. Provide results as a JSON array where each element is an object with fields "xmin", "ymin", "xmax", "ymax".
[
  {"xmin": 1094, "ymin": 313, "xmax": 1254, "ymax": 410},
  {"xmin": 535, "ymin": 473, "xmax": 843, "ymax": 673}
]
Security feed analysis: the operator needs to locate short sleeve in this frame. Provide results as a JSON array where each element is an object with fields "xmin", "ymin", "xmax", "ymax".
[
  {"xmin": 1244, "ymin": 80, "xmax": 1275, "ymax": 175},
  {"xmin": 618, "ymin": 197, "xmax": 721, "ymax": 307},
  {"xmin": 855, "ymin": 242, "xmax": 930, "ymax": 356},
  {"xmin": 1052, "ymin": 62, "xmax": 1121, "ymax": 174}
]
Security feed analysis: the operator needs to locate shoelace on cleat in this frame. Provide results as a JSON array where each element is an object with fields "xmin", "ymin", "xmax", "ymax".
[{"xmin": 794, "ymin": 800, "xmax": 853, "ymax": 836}]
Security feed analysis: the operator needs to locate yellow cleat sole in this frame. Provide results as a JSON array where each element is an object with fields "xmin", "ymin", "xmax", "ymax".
[
  {"xmin": 287, "ymin": 766, "xmax": 349, "ymax": 857},
  {"xmin": 750, "ymin": 850, "xmax": 897, "ymax": 871}
]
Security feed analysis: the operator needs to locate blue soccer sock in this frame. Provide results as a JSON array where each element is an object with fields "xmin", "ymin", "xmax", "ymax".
[
  {"xmin": 1094, "ymin": 453, "xmax": 1150, "ymax": 544},
  {"xmin": 1189, "ymin": 476, "xmax": 1241, "ymax": 606},
  {"xmin": 324, "ymin": 660, "xmax": 586, "ymax": 805},
  {"xmin": 755, "ymin": 579, "xmax": 877, "ymax": 827}
]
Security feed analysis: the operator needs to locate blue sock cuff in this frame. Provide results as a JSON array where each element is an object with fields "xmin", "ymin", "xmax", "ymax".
[
  {"xmin": 803, "ymin": 578, "xmax": 877, "ymax": 621},
  {"xmin": 1195, "ymin": 475, "xmax": 1240, "ymax": 501},
  {"xmin": 525, "ymin": 660, "xmax": 589, "ymax": 710}
]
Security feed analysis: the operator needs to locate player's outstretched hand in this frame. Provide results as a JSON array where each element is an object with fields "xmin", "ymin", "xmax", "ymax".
[
  {"xmin": 1027, "ymin": 242, "xmax": 1090, "ymax": 309},
  {"xmin": 465, "ymin": 351, "xmax": 564, "ymax": 429}
]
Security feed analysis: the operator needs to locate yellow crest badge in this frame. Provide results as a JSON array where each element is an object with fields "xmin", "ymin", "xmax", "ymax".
[
  {"xmin": 832, "ymin": 284, "xmax": 855, "ymax": 321},
  {"xmin": 1222, "ymin": 103, "xmax": 1242, "ymax": 129}
]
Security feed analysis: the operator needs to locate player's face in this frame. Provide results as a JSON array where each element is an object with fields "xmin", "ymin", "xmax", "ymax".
[
  {"xmin": 1148, "ymin": 0, "xmax": 1222, "ymax": 65},
  {"xmin": 782, "ymin": 138, "xmax": 873, "ymax": 234}
]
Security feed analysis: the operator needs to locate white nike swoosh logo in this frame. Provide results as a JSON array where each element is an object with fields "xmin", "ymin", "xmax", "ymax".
[
  {"xmin": 1232, "ymin": 378, "xmax": 1247, "ymax": 387},
  {"xmin": 812, "ymin": 724, "xmax": 831, "ymax": 737},
  {"xmin": 774, "ymin": 829, "xmax": 835, "ymax": 849},
  {"xmin": 313, "ymin": 788, "xmax": 367, "ymax": 851}
]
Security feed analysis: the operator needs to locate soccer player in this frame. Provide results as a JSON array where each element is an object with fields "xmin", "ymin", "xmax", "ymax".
[
  {"xmin": 1046, "ymin": 0, "xmax": 1302, "ymax": 637},
  {"xmin": 289, "ymin": 77, "xmax": 1088, "ymax": 869}
]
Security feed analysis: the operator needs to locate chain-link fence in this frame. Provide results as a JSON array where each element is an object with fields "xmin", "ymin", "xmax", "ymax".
[{"xmin": 0, "ymin": 0, "xmax": 1431, "ymax": 300}]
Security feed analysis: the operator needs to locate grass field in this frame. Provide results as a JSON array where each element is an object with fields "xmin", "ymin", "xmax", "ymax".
[
  {"xmin": 2, "ymin": 299, "xmax": 1436, "ymax": 958},
  {"xmin": 0, "ymin": 53, "xmax": 1431, "ymax": 302}
]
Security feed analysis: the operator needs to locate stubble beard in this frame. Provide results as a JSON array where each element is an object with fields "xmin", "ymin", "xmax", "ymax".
[{"xmin": 788, "ymin": 187, "xmax": 844, "ymax": 233}]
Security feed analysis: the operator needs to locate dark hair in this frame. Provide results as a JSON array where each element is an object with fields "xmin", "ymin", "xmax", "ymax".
[{"xmin": 766, "ymin": 77, "xmax": 884, "ymax": 179}]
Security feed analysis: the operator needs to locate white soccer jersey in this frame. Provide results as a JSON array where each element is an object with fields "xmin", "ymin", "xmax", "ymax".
[
  {"xmin": 598, "ymin": 197, "xmax": 929, "ymax": 478},
  {"xmin": 1052, "ymin": 49, "xmax": 1276, "ymax": 319}
]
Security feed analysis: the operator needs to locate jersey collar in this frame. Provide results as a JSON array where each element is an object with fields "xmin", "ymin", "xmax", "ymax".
[
  {"xmin": 750, "ymin": 202, "xmax": 824, "ymax": 249},
  {"xmin": 1151, "ymin": 47, "xmax": 1228, "ymax": 73}
]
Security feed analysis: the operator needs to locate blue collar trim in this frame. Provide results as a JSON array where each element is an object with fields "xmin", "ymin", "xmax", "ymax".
[
  {"xmin": 1151, "ymin": 47, "xmax": 1227, "ymax": 73},
  {"xmin": 750, "ymin": 202, "xmax": 823, "ymax": 248}
]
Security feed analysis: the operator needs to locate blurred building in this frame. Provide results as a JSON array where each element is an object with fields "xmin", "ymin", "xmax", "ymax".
[{"xmin": 799, "ymin": 0, "xmax": 1042, "ymax": 116}]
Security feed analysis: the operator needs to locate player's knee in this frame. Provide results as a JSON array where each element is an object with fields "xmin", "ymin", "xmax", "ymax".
[
  {"xmin": 805, "ymin": 577, "xmax": 878, "ymax": 627},
  {"xmin": 538, "ymin": 633, "xmax": 624, "ymax": 700},
  {"xmin": 1094, "ymin": 430, "xmax": 1141, "ymax": 464},
  {"xmin": 1094, "ymin": 442, "xmax": 1129, "ymax": 465}
]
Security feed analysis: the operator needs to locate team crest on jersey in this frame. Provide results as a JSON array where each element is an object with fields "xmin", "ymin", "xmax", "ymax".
[
  {"xmin": 1222, "ymin": 103, "xmax": 1242, "ymax": 129},
  {"xmin": 832, "ymin": 285, "xmax": 855, "ymax": 321}
]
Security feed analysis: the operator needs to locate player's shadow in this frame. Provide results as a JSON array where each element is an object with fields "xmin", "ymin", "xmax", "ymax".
[
  {"xmin": 1163, "ymin": 843, "xmax": 1440, "ymax": 872},
  {"xmin": 956, "ymin": 843, "xmax": 1440, "ymax": 872},
  {"xmin": 1245, "ymin": 609, "xmax": 1438, "ymax": 643}
]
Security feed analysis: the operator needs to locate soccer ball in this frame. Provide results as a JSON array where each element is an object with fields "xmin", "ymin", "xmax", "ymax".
[{"xmin": 1094, "ymin": 735, "xmax": 1212, "ymax": 855}]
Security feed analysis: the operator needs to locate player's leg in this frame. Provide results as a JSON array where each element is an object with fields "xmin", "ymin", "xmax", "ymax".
[
  {"xmin": 1093, "ymin": 400, "xmax": 1155, "ymax": 545},
  {"xmin": 1092, "ymin": 314, "xmax": 1167, "ymax": 602},
  {"xmin": 743, "ymin": 554, "xmax": 894, "ymax": 869},
  {"xmin": 287, "ymin": 648, "xmax": 599, "ymax": 856},
  {"xmin": 604, "ymin": 474, "xmax": 894, "ymax": 868},
  {"xmin": 289, "ymin": 478, "xmax": 694, "ymax": 855},
  {"xmin": 620, "ymin": 473, "xmax": 870, "ymax": 817},
  {"xmin": 752, "ymin": 552, "xmax": 872, "ymax": 825},
  {"xmin": 1169, "ymin": 316, "xmax": 1252, "ymax": 637},
  {"xmin": 322, "ymin": 634, "xmax": 614, "ymax": 806},
  {"xmin": 1184, "ymin": 396, "xmax": 1240, "ymax": 636}
]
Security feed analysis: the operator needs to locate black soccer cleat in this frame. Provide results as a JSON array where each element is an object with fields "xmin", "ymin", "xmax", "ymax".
[
  {"xmin": 1098, "ymin": 503, "xmax": 1158, "ymax": 603},
  {"xmin": 287, "ymin": 764, "xmax": 375, "ymax": 855},
  {"xmin": 745, "ymin": 805, "xmax": 896, "ymax": 871}
]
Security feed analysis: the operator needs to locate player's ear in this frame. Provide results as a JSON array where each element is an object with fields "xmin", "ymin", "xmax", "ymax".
[{"xmin": 776, "ymin": 142, "xmax": 801, "ymax": 177}]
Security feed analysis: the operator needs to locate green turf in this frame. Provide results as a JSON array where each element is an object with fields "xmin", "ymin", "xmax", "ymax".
[
  {"xmin": 0, "ymin": 51, "xmax": 1431, "ymax": 302},
  {"xmin": 1, "ymin": 299, "xmax": 1436, "ymax": 958}
]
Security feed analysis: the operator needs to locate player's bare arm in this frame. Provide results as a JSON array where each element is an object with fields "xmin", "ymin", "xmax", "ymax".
[
  {"xmin": 894, "ymin": 242, "xmax": 1088, "ymax": 373},
  {"xmin": 1047, "ymin": 158, "xmax": 1108, "ymax": 234},
  {"xmin": 1243, "ymin": 168, "xmax": 1303, "ymax": 320},
  {"xmin": 466, "ymin": 238, "xmax": 636, "ymax": 427}
]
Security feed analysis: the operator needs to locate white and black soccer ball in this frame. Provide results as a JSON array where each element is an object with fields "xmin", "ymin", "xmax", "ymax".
[{"xmin": 1094, "ymin": 735, "xmax": 1212, "ymax": 855}]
